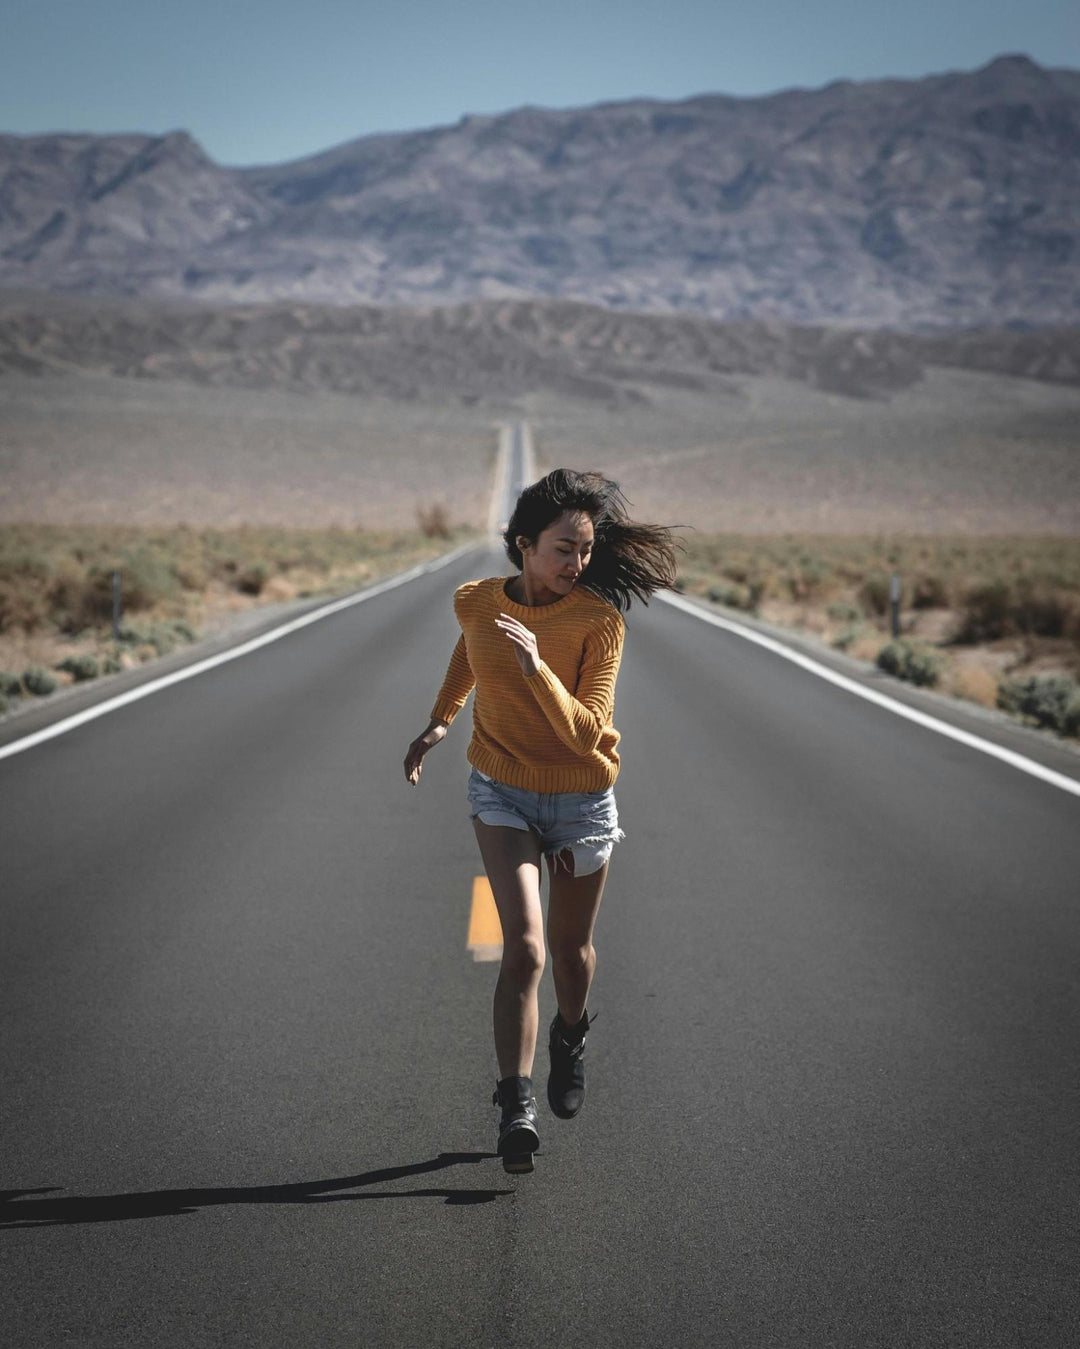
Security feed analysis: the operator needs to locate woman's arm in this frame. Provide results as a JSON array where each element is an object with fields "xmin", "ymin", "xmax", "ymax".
[
  {"xmin": 430, "ymin": 633, "xmax": 475, "ymax": 726},
  {"xmin": 525, "ymin": 642, "xmax": 622, "ymax": 755},
  {"xmin": 495, "ymin": 611, "xmax": 624, "ymax": 756},
  {"xmin": 403, "ymin": 717, "xmax": 449, "ymax": 785},
  {"xmin": 403, "ymin": 634, "xmax": 475, "ymax": 785}
]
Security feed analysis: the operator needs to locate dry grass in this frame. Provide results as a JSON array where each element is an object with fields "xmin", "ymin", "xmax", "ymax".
[
  {"xmin": 946, "ymin": 665, "xmax": 1000, "ymax": 709},
  {"xmin": 416, "ymin": 502, "xmax": 454, "ymax": 539},
  {"xmin": 677, "ymin": 533, "xmax": 1080, "ymax": 731},
  {"xmin": 0, "ymin": 521, "xmax": 474, "ymax": 699},
  {"xmin": 678, "ymin": 535, "xmax": 1080, "ymax": 608}
]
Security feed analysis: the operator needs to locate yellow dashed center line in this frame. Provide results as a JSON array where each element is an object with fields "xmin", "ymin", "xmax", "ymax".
[{"xmin": 468, "ymin": 876, "xmax": 503, "ymax": 962}]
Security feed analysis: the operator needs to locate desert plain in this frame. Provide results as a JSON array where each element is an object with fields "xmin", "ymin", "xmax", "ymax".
[{"xmin": 3, "ymin": 362, "xmax": 1079, "ymax": 534}]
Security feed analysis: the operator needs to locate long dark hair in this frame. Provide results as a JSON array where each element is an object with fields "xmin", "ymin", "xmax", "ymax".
[{"xmin": 503, "ymin": 469, "xmax": 680, "ymax": 612}]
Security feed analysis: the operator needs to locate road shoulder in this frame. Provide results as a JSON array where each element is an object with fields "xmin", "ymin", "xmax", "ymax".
[
  {"xmin": 659, "ymin": 589, "xmax": 1080, "ymax": 788},
  {"xmin": 0, "ymin": 541, "xmax": 482, "ymax": 754}
]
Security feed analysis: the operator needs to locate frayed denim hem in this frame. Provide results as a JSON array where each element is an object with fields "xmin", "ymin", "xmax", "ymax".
[{"xmin": 545, "ymin": 828, "xmax": 625, "ymax": 877}]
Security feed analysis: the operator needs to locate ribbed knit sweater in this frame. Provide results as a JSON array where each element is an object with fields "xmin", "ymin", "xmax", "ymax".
[{"xmin": 430, "ymin": 576, "xmax": 626, "ymax": 792}]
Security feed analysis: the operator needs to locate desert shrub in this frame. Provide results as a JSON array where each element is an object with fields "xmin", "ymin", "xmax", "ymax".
[
  {"xmin": 1012, "ymin": 583, "xmax": 1075, "ymax": 639},
  {"xmin": 708, "ymin": 582, "xmax": 760, "ymax": 612},
  {"xmin": 48, "ymin": 563, "xmax": 115, "ymax": 632},
  {"xmin": 143, "ymin": 624, "xmax": 176, "ymax": 656},
  {"xmin": 827, "ymin": 601, "xmax": 861, "ymax": 623},
  {"xmin": 103, "ymin": 654, "xmax": 124, "ymax": 674},
  {"xmin": 832, "ymin": 624, "xmax": 866, "ymax": 652},
  {"xmin": 148, "ymin": 620, "xmax": 197, "ymax": 654},
  {"xmin": 46, "ymin": 552, "xmax": 178, "ymax": 633},
  {"xmin": 787, "ymin": 559, "xmax": 830, "ymax": 601},
  {"xmin": 0, "ymin": 671, "xmax": 23, "ymax": 697},
  {"xmin": 708, "ymin": 583, "xmax": 742, "ymax": 607},
  {"xmin": 996, "ymin": 675, "xmax": 1080, "ymax": 737},
  {"xmin": 876, "ymin": 639, "xmax": 944, "ymax": 688},
  {"xmin": 0, "ymin": 580, "xmax": 51, "ymax": 633},
  {"xmin": 0, "ymin": 548, "xmax": 52, "ymax": 583},
  {"xmin": 23, "ymin": 665, "xmax": 58, "ymax": 696},
  {"xmin": 954, "ymin": 580, "xmax": 1013, "ymax": 642},
  {"xmin": 111, "ymin": 549, "xmax": 182, "ymax": 611},
  {"xmin": 170, "ymin": 550, "xmax": 210, "ymax": 590},
  {"xmin": 911, "ymin": 574, "xmax": 949, "ymax": 609},
  {"xmin": 416, "ymin": 502, "xmax": 452, "ymax": 539},
  {"xmin": 0, "ymin": 691, "xmax": 7, "ymax": 714},
  {"xmin": 115, "ymin": 618, "xmax": 195, "ymax": 654},
  {"xmin": 57, "ymin": 654, "xmax": 101, "ymax": 681},
  {"xmin": 235, "ymin": 563, "xmax": 270, "ymax": 596},
  {"xmin": 859, "ymin": 575, "xmax": 891, "ymax": 617}
]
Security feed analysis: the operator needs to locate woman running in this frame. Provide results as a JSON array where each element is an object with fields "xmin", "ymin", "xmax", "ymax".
[{"xmin": 403, "ymin": 469, "xmax": 678, "ymax": 1171}]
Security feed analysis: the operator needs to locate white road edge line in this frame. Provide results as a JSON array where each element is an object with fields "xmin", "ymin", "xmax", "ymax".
[
  {"xmin": 487, "ymin": 425, "xmax": 510, "ymax": 541},
  {"xmin": 657, "ymin": 590, "xmax": 1080, "ymax": 801},
  {"xmin": 0, "ymin": 540, "xmax": 481, "ymax": 763}
]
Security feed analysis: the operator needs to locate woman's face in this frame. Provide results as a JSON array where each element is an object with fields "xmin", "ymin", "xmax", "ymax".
[{"xmin": 518, "ymin": 510, "xmax": 595, "ymax": 599}]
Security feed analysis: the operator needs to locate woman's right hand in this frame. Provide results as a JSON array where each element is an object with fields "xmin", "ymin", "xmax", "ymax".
[{"xmin": 403, "ymin": 720, "xmax": 448, "ymax": 785}]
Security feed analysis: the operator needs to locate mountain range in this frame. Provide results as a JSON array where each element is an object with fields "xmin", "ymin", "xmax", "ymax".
[{"xmin": 1, "ymin": 54, "xmax": 1078, "ymax": 329}]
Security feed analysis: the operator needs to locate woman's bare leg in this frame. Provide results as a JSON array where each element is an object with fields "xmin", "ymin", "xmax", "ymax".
[
  {"xmin": 546, "ymin": 854, "xmax": 608, "ymax": 1027},
  {"xmin": 473, "ymin": 820, "xmax": 545, "ymax": 1078}
]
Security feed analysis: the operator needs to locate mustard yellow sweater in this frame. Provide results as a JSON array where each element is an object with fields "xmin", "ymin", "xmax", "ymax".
[{"xmin": 431, "ymin": 576, "xmax": 626, "ymax": 792}]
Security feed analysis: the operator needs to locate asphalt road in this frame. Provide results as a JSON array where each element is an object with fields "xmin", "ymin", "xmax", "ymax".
[{"xmin": 3, "ymin": 543, "xmax": 1079, "ymax": 1348}]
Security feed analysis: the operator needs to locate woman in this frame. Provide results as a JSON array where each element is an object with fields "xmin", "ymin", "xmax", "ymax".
[{"xmin": 403, "ymin": 469, "xmax": 678, "ymax": 1172}]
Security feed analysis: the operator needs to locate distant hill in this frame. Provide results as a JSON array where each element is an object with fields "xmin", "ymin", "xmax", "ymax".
[
  {"xmin": 1, "ymin": 291, "xmax": 1077, "ymax": 403},
  {"xmin": 1, "ymin": 55, "xmax": 1079, "ymax": 329}
]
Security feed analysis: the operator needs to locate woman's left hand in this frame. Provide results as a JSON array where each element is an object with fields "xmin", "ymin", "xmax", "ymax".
[{"xmin": 496, "ymin": 612, "xmax": 541, "ymax": 677}]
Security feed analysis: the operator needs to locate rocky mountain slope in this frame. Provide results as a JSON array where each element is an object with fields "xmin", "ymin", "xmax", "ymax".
[{"xmin": 1, "ymin": 55, "xmax": 1078, "ymax": 328}]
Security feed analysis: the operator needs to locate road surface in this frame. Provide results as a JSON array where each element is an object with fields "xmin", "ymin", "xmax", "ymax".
[{"xmin": 3, "ymin": 538, "xmax": 1079, "ymax": 1347}]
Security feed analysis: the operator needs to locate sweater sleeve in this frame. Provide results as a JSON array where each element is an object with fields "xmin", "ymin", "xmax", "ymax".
[
  {"xmin": 523, "ymin": 610, "xmax": 624, "ymax": 755},
  {"xmin": 430, "ymin": 633, "xmax": 475, "ymax": 725}
]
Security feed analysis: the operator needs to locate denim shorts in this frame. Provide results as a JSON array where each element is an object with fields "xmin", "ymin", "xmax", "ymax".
[{"xmin": 467, "ymin": 766, "xmax": 624, "ymax": 877}]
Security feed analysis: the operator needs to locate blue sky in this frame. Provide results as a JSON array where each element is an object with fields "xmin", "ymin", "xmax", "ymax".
[{"xmin": 3, "ymin": 0, "xmax": 1078, "ymax": 167}]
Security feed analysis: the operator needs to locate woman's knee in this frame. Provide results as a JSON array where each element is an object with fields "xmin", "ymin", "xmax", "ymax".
[
  {"xmin": 549, "ymin": 938, "xmax": 594, "ymax": 974},
  {"xmin": 500, "ymin": 933, "xmax": 546, "ymax": 985}
]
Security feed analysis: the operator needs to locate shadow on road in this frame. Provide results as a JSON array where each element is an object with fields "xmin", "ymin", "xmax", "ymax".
[{"xmin": 0, "ymin": 1152, "xmax": 513, "ymax": 1228}]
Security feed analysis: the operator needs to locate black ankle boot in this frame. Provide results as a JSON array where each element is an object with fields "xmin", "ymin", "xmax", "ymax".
[
  {"xmin": 547, "ymin": 1009, "xmax": 592, "ymax": 1120},
  {"xmin": 492, "ymin": 1075, "xmax": 540, "ymax": 1170}
]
